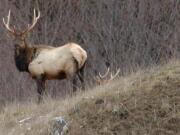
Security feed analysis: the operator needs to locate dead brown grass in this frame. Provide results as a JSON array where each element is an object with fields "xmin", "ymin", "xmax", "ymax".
[
  {"xmin": 68, "ymin": 60, "xmax": 180, "ymax": 135},
  {"xmin": 0, "ymin": 60, "xmax": 180, "ymax": 135}
]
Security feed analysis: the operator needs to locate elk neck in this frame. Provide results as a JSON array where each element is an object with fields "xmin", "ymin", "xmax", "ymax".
[{"xmin": 14, "ymin": 41, "xmax": 37, "ymax": 72}]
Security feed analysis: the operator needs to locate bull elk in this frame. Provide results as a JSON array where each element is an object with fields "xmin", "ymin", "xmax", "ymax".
[
  {"xmin": 3, "ymin": 10, "xmax": 87, "ymax": 102},
  {"xmin": 94, "ymin": 68, "xmax": 120, "ymax": 85}
]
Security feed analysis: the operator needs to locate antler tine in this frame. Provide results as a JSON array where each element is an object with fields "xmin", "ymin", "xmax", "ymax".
[
  {"xmin": 110, "ymin": 68, "xmax": 120, "ymax": 81},
  {"xmin": 33, "ymin": 9, "xmax": 40, "ymax": 20},
  {"xmin": 3, "ymin": 10, "xmax": 16, "ymax": 34},
  {"xmin": 5, "ymin": 10, "xmax": 10, "ymax": 26},
  {"xmin": 22, "ymin": 9, "xmax": 40, "ymax": 35},
  {"xmin": 99, "ymin": 67, "xmax": 110, "ymax": 79}
]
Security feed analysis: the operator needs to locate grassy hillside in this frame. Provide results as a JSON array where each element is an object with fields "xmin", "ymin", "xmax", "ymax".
[{"xmin": 0, "ymin": 60, "xmax": 180, "ymax": 135}]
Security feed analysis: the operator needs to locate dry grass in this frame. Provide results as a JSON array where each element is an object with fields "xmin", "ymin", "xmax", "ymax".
[
  {"xmin": 0, "ymin": 60, "xmax": 180, "ymax": 135},
  {"xmin": 68, "ymin": 60, "xmax": 180, "ymax": 135}
]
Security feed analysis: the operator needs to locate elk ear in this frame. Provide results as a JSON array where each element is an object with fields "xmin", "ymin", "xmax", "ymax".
[
  {"xmin": 14, "ymin": 43, "xmax": 23, "ymax": 49},
  {"xmin": 14, "ymin": 43, "xmax": 24, "ymax": 49}
]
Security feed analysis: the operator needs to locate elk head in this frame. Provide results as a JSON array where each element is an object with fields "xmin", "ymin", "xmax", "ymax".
[
  {"xmin": 3, "ymin": 9, "xmax": 40, "ymax": 71},
  {"xmin": 95, "ymin": 68, "xmax": 120, "ymax": 85}
]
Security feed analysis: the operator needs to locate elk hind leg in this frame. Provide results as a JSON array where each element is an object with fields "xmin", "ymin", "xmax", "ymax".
[
  {"xmin": 78, "ymin": 63, "xmax": 86, "ymax": 90},
  {"xmin": 72, "ymin": 78, "xmax": 77, "ymax": 93}
]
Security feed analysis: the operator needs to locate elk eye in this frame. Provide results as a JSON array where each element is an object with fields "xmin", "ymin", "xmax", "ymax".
[{"xmin": 20, "ymin": 49, "xmax": 25, "ymax": 53}]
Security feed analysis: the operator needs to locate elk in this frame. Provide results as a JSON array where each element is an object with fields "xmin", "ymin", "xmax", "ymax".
[
  {"xmin": 94, "ymin": 68, "xmax": 120, "ymax": 85},
  {"xmin": 3, "ymin": 10, "xmax": 87, "ymax": 102}
]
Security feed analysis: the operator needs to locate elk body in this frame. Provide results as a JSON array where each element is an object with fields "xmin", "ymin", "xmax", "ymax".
[{"xmin": 3, "ymin": 10, "xmax": 87, "ymax": 102}]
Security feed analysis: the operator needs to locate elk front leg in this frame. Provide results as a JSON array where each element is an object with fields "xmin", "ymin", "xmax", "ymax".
[{"xmin": 36, "ymin": 75, "xmax": 46, "ymax": 103}]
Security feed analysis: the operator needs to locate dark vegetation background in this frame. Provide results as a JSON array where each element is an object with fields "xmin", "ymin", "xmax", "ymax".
[{"xmin": 0, "ymin": 0, "xmax": 179, "ymax": 103}]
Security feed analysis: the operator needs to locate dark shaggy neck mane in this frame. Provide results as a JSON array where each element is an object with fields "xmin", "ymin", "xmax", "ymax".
[{"xmin": 14, "ymin": 46, "xmax": 37, "ymax": 72}]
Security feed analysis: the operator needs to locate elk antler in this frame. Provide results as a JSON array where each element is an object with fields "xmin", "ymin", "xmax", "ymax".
[
  {"xmin": 3, "ymin": 9, "xmax": 40, "ymax": 37},
  {"xmin": 21, "ymin": 9, "xmax": 40, "ymax": 35},
  {"xmin": 95, "ymin": 68, "xmax": 120, "ymax": 85},
  {"xmin": 109, "ymin": 68, "xmax": 120, "ymax": 81},
  {"xmin": 3, "ymin": 10, "xmax": 17, "ymax": 35},
  {"xmin": 98, "ymin": 67, "xmax": 110, "ymax": 79}
]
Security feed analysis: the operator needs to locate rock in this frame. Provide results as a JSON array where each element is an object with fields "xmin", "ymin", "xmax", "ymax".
[{"xmin": 51, "ymin": 116, "xmax": 69, "ymax": 135}]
